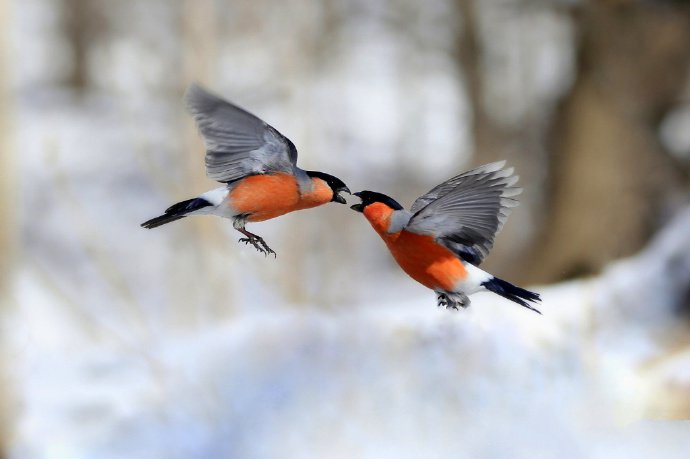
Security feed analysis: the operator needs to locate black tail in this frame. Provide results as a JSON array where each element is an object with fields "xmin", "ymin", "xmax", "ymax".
[
  {"xmin": 481, "ymin": 277, "xmax": 542, "ymax": 314},
  {"xmin": 141, "ymin": 198, "xmax": 212, "ymax": 229}
]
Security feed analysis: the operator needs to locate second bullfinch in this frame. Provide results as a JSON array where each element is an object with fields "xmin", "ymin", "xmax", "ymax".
[
  {"xmin": 351, "ymin": 161, "xmax": 541, "ymax": 313},
  {"xmin": 141, "ymin": 84, "xmax": 350, "ymax": 256}
]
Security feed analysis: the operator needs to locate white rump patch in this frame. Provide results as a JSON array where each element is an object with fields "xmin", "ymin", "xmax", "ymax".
[{"xmin": 453, "ymin": 263, "xmax": 493, "ymax": 295}]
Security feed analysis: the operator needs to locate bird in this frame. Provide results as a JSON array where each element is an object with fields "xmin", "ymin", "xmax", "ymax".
[
  {"xmin": 141, "ymin": 84, "xmax": 350, "ymax": 256},
  {"xmin": 350, "ymin": 161, "xmax": 541, "ymax": 313}
]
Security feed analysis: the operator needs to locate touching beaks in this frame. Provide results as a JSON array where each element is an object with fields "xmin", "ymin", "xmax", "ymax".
[
  {"xmin": 332, "ymin": 186, "xmax": 351, "ymax": 204},
  {"xmin": 350, "ymin": 192, "xmax": 363, "ymax": 212}
]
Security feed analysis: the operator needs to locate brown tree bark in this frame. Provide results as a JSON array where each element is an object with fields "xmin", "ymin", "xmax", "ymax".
[
  {"xmin": 454, "ymin": 0, "xmax": 690, "ymax": 283},
  {"xmin": 0, "ymin": 0, "xmax": 15, "ymax": 454},
  {"xmin": 526, "ymin": 1, "xmax": 690, "ymax": 282},
  {"xmin": 453, "ymin": 0, "xmax": 546, "ymax": 278},
  {"xmin": 62, "ymin": 0, "xmax": 106, "ymax": 90}
]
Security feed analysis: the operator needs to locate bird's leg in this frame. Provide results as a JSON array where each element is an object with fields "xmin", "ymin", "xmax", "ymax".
[{"xmin": 236, "ymin": 228, "xmax": 276, "ymax": 258}]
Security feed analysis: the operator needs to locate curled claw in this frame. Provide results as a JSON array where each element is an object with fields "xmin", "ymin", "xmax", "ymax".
[
  {"xmin": 436, "ymin": 293, "xmax": 448, "ymax": 308},
  {"xmin": 257, "ymin": 237, "xmax": 276, "ymax": 258},
  {"xmin": 236, "ymin": 225, "xmax": 277, "ymax": 258},
  {"xmin": 238, "ymin": 235, "xmax": 276, "ymax": 257},
  {"xmin": 238, "ymin": 237, "xmax": 263, "ymax": 254}
]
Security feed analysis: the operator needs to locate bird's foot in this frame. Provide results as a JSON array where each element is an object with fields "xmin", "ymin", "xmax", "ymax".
[
  {"xmin": 437, "ymin": 293, "xmax": 446, "ymax": 308},
  {"xmin": 436, "ymin": 292, "xmax": 470, "ymax": 310},
  {"xmin": 238, "ymin": 235, "xmax": 276, "ymax": 258}
]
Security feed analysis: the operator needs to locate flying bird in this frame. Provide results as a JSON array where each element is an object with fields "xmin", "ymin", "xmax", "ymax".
[
  {"xmin": 350, "ymin": 162, "xmax": 541, "ymax": 313},
  {"xmin": 141, "ymin": 84, "xmax": 350, "ymax": 256}
]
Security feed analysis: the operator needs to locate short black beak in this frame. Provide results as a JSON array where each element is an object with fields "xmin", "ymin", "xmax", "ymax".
[
  {"xmin": 350, "ymin": 192, "xmax": 363, "ymax": 212},
  {"xmin": 332, "ymin": 186, "xmax": 350, "ymax": 204}
]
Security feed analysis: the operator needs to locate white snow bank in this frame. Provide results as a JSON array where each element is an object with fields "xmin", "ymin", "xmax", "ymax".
[
  {"xmin": 11, "ymin": 297, "xmax": 690, "ymax": 459},
  {"xmin": 11, "ymin": 207, "xmax": 690, "ymax": 458}
]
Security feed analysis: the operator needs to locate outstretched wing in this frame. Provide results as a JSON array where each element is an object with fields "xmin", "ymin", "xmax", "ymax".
[
  {"xmin": 406, "ymin": 161, "xmax": 521, "ymax": 265},
  {"xmin": 185, "ymin": 84, "xmax": 298, "ymax": 183}
]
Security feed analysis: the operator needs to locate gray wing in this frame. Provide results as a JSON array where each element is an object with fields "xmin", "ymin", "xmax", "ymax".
[
  {"xmin": 406, "ymin": 161, "xmax": 521, "ymax": 264},
  {"xmin": 185, "ymin": 83, "xmax": 298, "ymax": 183}
]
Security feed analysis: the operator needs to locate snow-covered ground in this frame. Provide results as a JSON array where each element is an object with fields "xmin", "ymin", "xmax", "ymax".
[{"xmin": 8, "ymin": 209, "xmax": 690, "ymax": 458}]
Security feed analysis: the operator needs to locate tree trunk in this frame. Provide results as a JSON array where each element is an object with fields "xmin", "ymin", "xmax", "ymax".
[
  {"xmin": 526, "ymin": 1, "xmax": 690, "ymax": 283},
  {"xmin": 0, "ymin": 0, "xmax": 15, "ymax": 454},
  {"xmin": 453, "ymin": 0, "xmax": 546, "ymax": 279},
  {"xmin": 62, "ymin": 0, "xmax": 105, "ymax": 90}
]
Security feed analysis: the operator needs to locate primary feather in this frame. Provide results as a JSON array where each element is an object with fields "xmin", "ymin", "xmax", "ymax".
[
  {"xmin": 185, "ymin": 84, "xmax": 298, "ymax": 183},
  {"xmin": 405, "ymin": 161, "xmax": 521, "ymax": 264}
]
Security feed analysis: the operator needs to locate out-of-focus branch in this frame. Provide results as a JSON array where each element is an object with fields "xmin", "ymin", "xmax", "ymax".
[
  {"xmin": 61, "ymin": 0, "xmax": 105, "ymax": 90},
  {"xmin": 455, "ymin": 0, "xmax": 498, "ymax": 162},
  {"xmin": 452, "ymin": 0, "xmax": 543, "ymax": 278},
  {"xmin": 0, "ymin": 0, "xmax": 15, "ymax": 454},
  {"xmin": 178, "ymin": 0, "xmax": 238, "ymax": 320}
]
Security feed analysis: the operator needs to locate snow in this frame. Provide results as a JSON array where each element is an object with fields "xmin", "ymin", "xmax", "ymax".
[
  {"xmin": 660, "ymin": 105, "xmax": 690, "ymax": 160},
  {"xmin": 10, "ymin": 207, "xmax": 690, "ymax": 457}
]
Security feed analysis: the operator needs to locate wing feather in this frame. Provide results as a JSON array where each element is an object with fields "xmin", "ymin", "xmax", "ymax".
[
  {"xmin": 185, "ymin": 84, "xmax": 298, "ymax": 183},
  {"xmin": 406, "ymin": 161, "xmax": 522, "ymax": 264}
]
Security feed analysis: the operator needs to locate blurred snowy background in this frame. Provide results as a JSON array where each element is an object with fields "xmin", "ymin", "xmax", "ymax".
[{"xmin": 1, "ymin": 0, "xmax": 690, "ymax": 457}]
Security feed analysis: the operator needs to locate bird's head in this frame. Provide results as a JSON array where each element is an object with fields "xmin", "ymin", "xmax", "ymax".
[
  {"xmin": 350, "ymin": 190, "xmax": 404, "ymax": 213},
  {"xmin": 306, "ymin": 171, "xmax": 350, "ymax": 204}
]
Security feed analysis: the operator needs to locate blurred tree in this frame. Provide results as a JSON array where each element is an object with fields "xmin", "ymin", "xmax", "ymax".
[
  {"xmin": 527, "ymin": 0, "xmax": 690, "ymax": 282},
  {"xmin": 177, "ymin": 0, "xmax": 241, "ymax": 322},
  {"xmin": 62, "ymin": 0, "xmax": 106, "ymax": 90},
  {"xmin": 454, "ymin": 0, "xmax": 543, "ymax": 278},
  {"xmin": 455, "ymin": 0, "xmax": 506, "ymax": 164},
  {"xmin": 0, "ymin": 0, "xmax": 14, "ymax": 454},
  {"xmin": 452, "ymin": 0, "xmax": 555, "ymax": 279},
  {"xmin": 455, "ymin": 0, "xmax": 690, "ymax": 283}
]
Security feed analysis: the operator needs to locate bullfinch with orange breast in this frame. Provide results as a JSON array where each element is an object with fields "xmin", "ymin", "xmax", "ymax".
[
  {"xmin": 350, "ymin": 161, "xmax": 541, "ymax": 313},
  {"xmin": 141, "ymin": 84, "xmax": 350, "ymax": 256}
]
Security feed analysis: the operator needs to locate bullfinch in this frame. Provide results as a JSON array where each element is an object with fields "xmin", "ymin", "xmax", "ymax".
[
  {"xmin": 351, "ymin": 161, "xmax": 541, "ymax": 313},
  {"xmin": 141, "ymin": 84, "xmax": 350, "ymax": 256}
]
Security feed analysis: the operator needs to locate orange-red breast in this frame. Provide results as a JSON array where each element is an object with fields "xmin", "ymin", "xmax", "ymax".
[
  {"xmin": 351, "ymin": 162, "xmax": 541, "ymax": 313},
  {"xmin": 141, "ymin": 84, "xmax": 349, "ymax": 256}
]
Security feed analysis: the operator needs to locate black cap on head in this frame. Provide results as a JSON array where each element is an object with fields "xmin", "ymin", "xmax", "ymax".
[
  {"xmin": 350, "ymin": 190, "xmax": 404, "ymax": 212},
  {"xmin": 306, "ymin": 171, "xmax": 350, "ymax": 203}
]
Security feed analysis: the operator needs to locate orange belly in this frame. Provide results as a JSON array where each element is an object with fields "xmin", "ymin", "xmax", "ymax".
[
  {"xmin": 384, "ymin": 231, "xmax": 467, "ymax": 291},
  {"xmin": 229, "ymin": 174, "xmax": 301, "ymax": 222}
]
